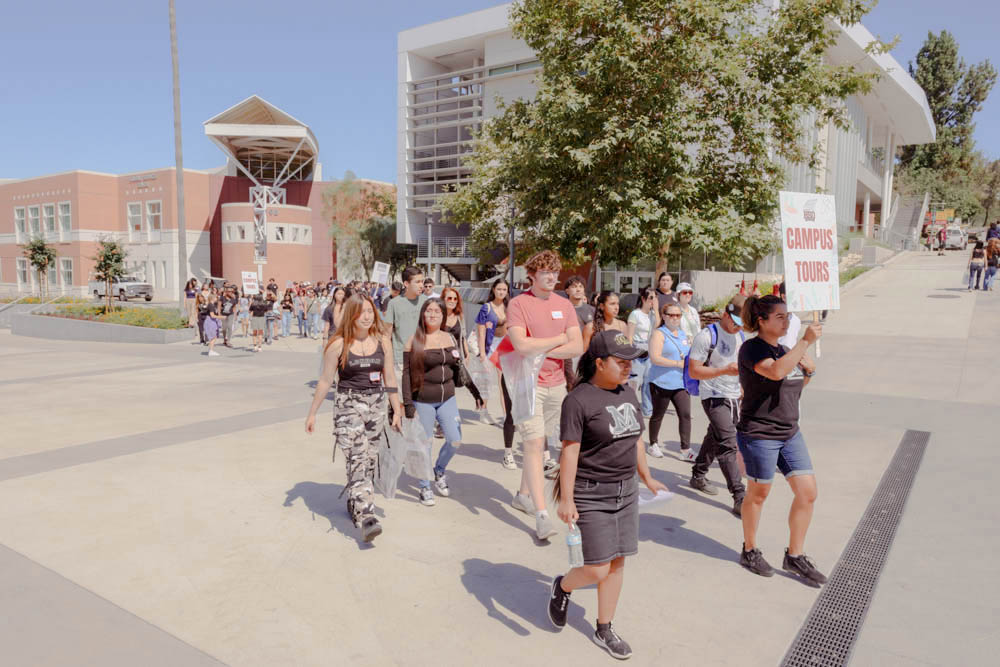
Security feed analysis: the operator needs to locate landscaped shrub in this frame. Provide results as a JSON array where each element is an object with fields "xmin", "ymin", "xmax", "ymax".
[{"xmin": 43, "ymin": 305, "xmax": 186, "ymax": 329}]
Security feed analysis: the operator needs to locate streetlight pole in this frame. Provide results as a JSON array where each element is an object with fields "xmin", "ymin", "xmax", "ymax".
[
  {"xmin": 508, "ymin": 201, "xmax": 515, "ymax": 288},
  {"xmin": 169, "ymin": 0, "xmax": 188, "ymax": 312}
]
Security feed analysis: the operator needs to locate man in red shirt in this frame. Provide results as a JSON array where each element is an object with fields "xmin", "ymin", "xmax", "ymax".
[{"xmin": 505, "ymin": 250, "xmax": 583, "ymax": 540}]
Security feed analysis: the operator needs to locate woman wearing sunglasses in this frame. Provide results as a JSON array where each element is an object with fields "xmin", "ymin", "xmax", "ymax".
[{"xmin": 647, "ymin": 303, "xmax": 693, "ymax": 461}]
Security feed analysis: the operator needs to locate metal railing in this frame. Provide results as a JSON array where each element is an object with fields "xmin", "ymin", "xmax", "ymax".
[{"xmin": 416, "ymin": 236, "xmax": 478, "ymax": 260}]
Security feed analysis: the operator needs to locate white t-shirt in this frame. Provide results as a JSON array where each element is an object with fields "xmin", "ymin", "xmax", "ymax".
[
  {"xmin": 688, "ymin": 323, "xmax": 744, "ymax": 399},
  {"xmin": 680, "ymin": 304, "xmax": 701, "ymax": 341},
  {"xmin": 779, "ymin": 312, "xmax": 802, "ymax": 348},
  {"xmin": 627, "ymin": 309, "xmax": 655, "ymax": 348}
]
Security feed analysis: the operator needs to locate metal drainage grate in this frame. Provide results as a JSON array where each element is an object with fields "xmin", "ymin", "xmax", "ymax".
[{"xmin": 780, "ymin": 429, "xmax": 930, "ymax": 667}]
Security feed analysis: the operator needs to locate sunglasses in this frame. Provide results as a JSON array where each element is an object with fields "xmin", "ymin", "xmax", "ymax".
[{"xmin": 666, "ymin": 312, "xmax": 682, "ymax": 317}]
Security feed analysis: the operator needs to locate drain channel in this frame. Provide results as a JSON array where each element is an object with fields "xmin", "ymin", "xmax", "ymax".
[{"xmin": 780, "ymin": 429, "xmax": 930, "ymax": 667}]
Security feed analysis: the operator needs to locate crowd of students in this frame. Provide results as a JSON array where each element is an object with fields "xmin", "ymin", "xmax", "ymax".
[{"xmin": 300, "ymin": 252, "xmax": 825, "ymax": 660}]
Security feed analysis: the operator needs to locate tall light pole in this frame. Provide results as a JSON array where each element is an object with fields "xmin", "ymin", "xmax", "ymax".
[
  {"xmin": 169, "ymin": 0, "xmax": 188, "ymax": 311},
  {"xmin": 507, "ymin": 201, "xmax": 516, "ymax": 288}
]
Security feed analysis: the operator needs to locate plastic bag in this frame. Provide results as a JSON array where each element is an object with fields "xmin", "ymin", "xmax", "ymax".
[
  {"xmin": 961, "ymin": 268, "xmax": 970, "ymax": 287},
  {"xmin": 499, "ymin": 351, "xmax": 544, "ymax": 425},
  {"xmin": 376, "ymin": 429, "xmax": 405, "ymax": 499},
  {"xmin": 466, "ymin": 353, "xmax": 496, "ymax": 403}
]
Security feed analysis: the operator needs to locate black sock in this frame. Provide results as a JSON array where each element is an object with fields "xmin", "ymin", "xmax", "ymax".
[{"xmin": 597, "ymin": 622, "xmax": 611, "ymax": 633}]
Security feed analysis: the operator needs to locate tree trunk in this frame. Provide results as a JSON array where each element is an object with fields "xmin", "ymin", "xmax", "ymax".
[
  {"xmin": 587, "ymin": 247, "xmax": 601, "ymax": 293},
  {"xmin": 654, "ymin": 241, "xmax": 671, "ymax": 278},
  {"xmin": 106, "ymin": 277, "xmax": 113, "ymax": 313}
]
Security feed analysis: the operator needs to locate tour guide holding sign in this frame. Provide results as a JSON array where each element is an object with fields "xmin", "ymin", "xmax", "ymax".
[{"xmin": 500, "ymin": 250, "xmax": 583, "ymax": 541}]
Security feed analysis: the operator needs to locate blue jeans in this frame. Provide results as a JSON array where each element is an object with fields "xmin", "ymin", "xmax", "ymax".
[
  {"xmin": 414, "ymin": 396, "xmax": 462, "ymax": 488},
  {"xmin": 628, "ymin": 357, "xmax": 654, "ymax": 416},
  {"xmin": 983, "ymin": 265, "xmax": 996, "ymax": 290},
  {"xmin": 281, "ymin": 311, "xmax": 291, "ymax": 337},
  {"xmin": 296, "ymin": 312, "xmax": 306, "ymax": 335},
  {"xmin": 309, "ymin": 312, "xmax": 321, "ymax": 336},
  {"xmin": 969, "ymin": 263, "xmax": 984, "ymax": 290},
  {"xmin": 737, "ymin": 430, "xmax": 813, "ymax": 484}
]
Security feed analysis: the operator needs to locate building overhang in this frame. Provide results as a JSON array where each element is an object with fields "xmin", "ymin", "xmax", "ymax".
[
  {"xmin": 829, "ymin": 21, "xmax": 936, "ymax": 146},
  {"xmin": 203, "ymin": 95, "xmax": 319, "ymax": 186}
]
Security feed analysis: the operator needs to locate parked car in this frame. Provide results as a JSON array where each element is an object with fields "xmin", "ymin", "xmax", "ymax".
[
  {"xmin": 89, "ymin": 276, "xmax": 153, "ymax": 301},
  {"xmin": 945, "ymin": 227, "xmax": 967, "ymax": 250}
]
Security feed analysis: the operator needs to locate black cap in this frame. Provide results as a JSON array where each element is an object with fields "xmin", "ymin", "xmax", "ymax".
[{"xmin": 589, "ymin": 330, "xmax": 646, "ymax": 360}]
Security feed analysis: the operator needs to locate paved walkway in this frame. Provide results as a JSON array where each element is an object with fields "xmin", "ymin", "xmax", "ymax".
[{"xmin": 0, "ymin": 251, "xmax": 994, "ymax": 666}]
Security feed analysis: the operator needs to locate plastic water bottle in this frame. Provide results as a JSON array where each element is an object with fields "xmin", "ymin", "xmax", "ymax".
[{"xmin": 567, "ymin": 523, "xmax": 584, "ymax": 568}]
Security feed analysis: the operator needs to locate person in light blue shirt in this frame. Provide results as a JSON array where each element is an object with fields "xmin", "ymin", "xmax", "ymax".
[{"xmin": 647, "ymin": 302, "xmax": 694, "ymax": 460}]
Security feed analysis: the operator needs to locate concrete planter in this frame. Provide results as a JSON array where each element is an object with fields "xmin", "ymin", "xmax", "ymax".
[{"xmin": 11, "ymin": 313, "xmax": 191, "ymax": 344}]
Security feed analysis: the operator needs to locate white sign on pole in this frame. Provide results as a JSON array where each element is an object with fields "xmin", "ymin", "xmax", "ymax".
[
  {"xmin": 779, "ymin": 191, "xmax": 840, "ymax": 312},
  {"xmin": 242, "ymin": 271, "xmax": 260, "ymax": 295},
  {"xmin": 371, "ymin": 261, "xmax": 390, "ymax": 285}
]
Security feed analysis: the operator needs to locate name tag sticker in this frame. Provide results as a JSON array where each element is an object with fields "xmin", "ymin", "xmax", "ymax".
[
  {"xmin": 552, "ymin": 310, "xmax": 564, "ymax": 320},
  {"xmin": 369, "ymin": 371, "xmax": 382, "ymax": 382},
  {"xmin": 451, "ymin": 349, "xmax": 461, "ymax": 358}
]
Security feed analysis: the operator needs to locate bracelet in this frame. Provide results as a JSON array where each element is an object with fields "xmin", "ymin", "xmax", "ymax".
[{"xmin": 802, "ymin": 369, "xmax": 815, "ymax": 377}]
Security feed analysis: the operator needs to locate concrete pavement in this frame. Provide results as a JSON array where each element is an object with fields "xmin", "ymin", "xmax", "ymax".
[{"xmin": 0, "ymin": 250, "xmax": 994, "ymax": 665}]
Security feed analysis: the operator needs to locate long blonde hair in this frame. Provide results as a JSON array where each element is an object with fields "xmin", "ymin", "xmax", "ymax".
[{"xmin": 325, "ymin": 293, "xmax": 385, "ymax": 367}]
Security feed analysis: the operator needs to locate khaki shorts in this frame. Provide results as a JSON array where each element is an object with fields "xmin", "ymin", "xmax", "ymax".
[{"xmin": 517, "ymin": 383, "xmax": 567, "ymax": 442}]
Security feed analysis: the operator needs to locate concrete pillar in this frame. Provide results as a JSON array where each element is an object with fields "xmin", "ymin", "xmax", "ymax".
[
  {"xmin": 435, "ymin": 263, "xmax": 442, "ymax": 284},
  {"xmin": 426, "ymin": 222, "xmax": 433, "ymax": 275},
  {"xmin": 470, "ymin": 264, "xmax": 478, "ymax": 281},
  {"xmin": 863, "ymin": 191, "xmax": 871, "ymax": 238}
]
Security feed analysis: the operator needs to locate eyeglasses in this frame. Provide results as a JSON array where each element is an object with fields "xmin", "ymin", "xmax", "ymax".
[{"xmin": 666, "ymin": 312, "xmax": 682, "ymax": 318}]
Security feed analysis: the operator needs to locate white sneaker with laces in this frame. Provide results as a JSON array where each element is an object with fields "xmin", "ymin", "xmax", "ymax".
[
  {"xmin": 680, "ymin": 448, "xmax": 697, "ymax": 462},
  {"xmin": 419, "ymin": 487, "xmax": 436, "ymax": 506},
  {"xmin": 646, "ymin": 442, "xmax": 664, "ymax": 458},
  {"xmin": 433, "ymin": 473, "xmax": 450, "ymax": 497},
  {"xmin": 502, "ymin": 450, "xmax": 517, "ymax": 470},
  {"xmin": 511, "ymin": 492, "xmax": 535, "ymax": 515},
  {"xmin": 535, "ymin": 512, "xmax": 558, "ymax": 540},
  {"xmin": 208, "ymin": 350, "xmax": 220, "ymax": 357}
]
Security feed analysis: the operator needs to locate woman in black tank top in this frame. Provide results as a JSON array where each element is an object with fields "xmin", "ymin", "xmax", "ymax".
[
  {"xmin": 305, "ymin": 293, "xmax": 402, "ymax": 543},
  {"xmin": 969, "ymin": 241, "xmax": 986, "ymax": 291}
]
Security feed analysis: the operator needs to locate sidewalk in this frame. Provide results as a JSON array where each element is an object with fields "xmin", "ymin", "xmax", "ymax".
[{"xmin": 0, "ymin": 251, "xmax": 994, "ymax": 666}]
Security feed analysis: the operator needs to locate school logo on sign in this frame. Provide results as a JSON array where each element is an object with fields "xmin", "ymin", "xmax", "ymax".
[{"xmin": 606, "ymin": 403, "xmax": 640, "ymax": 438}]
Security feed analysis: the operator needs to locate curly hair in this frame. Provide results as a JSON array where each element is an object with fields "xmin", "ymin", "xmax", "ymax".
[{"xmin": 524, "ymin": 249, "xmax": 562, "ymax": 274}]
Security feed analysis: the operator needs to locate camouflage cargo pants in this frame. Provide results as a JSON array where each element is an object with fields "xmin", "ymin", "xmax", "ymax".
[{"xmin": 333, "ymin": 391, "xmax": 386, "ymax": 525}]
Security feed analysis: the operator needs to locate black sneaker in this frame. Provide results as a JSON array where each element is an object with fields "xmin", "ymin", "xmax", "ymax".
[
  {"xmin": 740, "ymin": 544, "xmax": 774, "ymax": 577},
  {"xmin": 547, "ymin": 575, "xmax": 571, "ymax": 629},
  {"xmin": 361, "ymin": 517, "xmax": 382, "ymax": 543},
  {"xmin": 593, "ymin": 623, "xmax": 633, "ymax": 660},
  {"xmin": 732, "ymin": 496, "xmax": 744, "ymax": 518},
  {"xmin": 783, "ymin": 549, "xmax": 828, "ymax": 586},
  {"xmin": 690, "ymin": 476, "xmax": 719, "ymax": 496}
]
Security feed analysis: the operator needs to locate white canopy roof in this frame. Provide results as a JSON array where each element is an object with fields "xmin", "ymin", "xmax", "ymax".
[{"xmin": 204, "ymin": 96, "xmax": 319, "ymax": 185}]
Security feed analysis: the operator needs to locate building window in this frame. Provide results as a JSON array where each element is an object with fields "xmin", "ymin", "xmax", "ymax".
[
  {"xmin": 60, "ymin": 258, "xmax": 73, "ymax": 287},
  {"xmin": 160, "ymin": 261, "xmax": 168, "ymax": 289},
  {"xmin": 146, "ymin": 201, "xmax": 162, "ymax": 231},
  {"xmin": 47, "ymin": 263, "xmax": 58, "ymax": 288},
  {"xmin": 303, "ymin": 228, "xmax": 310, "ymax": 241},
  {"xmin": 127, "ymin": 202, "xmax": 142, "ymax": 234},
  {"xmin": 489, "ymin": 64, "xmax": 516, "ymax": 76},
  {"xmin": 292, "ymin": 227, "xmax": 299, "ymax": 242},
  {"xmin": 28, "ymin": 206, "xmax": 40, "ymax": 237},
  {"xmin": 59, "ymin": 202, "xmax": 71, "ymax": 233},
  {"xmin": 226, "ymin": 225, "xmax": 233, "ymax": 241},
  {"xmin": 516, "ymin": 59, "xmax": 541, "ymax": 71},
  {"xmin": 238, "ymin": 225, "xmax": 246, "ymax": 240},
  {"xmin": 275, "ymin": 226, "xmax": 285, "ymax": 241},
  {"xmin": 14, "ymin": 208, "xmax": 25, "ymax": 240},
  {"xmin": 16, "ymin": 258, "xmax": 29, "ymax": 287},
  {"xmin": 43, "ymin": 204, "xmax": 56, "ymax": 233}
]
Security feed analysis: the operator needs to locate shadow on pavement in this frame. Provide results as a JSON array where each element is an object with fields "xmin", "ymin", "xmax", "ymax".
[
  {"xmin": 638, "ymin": 514, "xmax": 739, "ymax": 562},
  {"xmin": 443, "ymin": 469, "xmax": 550, "ymax": 543},
  {"xmin": 460, "ymin": 558, "xmax": 591, "ymax": 638},
  {"xmin": 282, "ymin": 481, "xmax": 384, "ymax": 550}
]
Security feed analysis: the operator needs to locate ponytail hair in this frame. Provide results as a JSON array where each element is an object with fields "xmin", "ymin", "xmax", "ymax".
[{"xmin": 741, "ymin": 294, "xmax": 783, "ymax": 333}]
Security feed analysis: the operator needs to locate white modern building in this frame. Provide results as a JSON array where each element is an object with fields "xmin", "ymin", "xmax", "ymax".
[{"xmin": 397, "ymin": 4, "xmax": 935, "ymax": 288}]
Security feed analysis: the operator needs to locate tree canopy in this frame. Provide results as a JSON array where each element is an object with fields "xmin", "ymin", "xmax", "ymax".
[
  {"xmin": 441, "ymin": 0, "xmax": 881, "ymax": 268},
  {"xmin": 22, "ymin": 238, "xmax": 58, "ymax": 297},
  {"xmin": 323, "ymin": 172, "xmax": 407, "ymax": 279},
  {"xmin": 91, "ymin": 238, "xmax": 128, "ymax": 311}
]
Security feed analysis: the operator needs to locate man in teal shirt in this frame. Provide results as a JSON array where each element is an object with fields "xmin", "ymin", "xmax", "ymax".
[{"xmin": 385, "ymin": 266, "xmax": 427, "ymax": 372}]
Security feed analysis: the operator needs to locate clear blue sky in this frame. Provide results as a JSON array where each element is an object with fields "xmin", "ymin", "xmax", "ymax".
[{"xmin": 1, "ymin": 0, "xmax": 996, "ymax": 183}]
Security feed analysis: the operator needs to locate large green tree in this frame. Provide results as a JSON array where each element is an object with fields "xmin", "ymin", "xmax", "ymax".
[
  {"xmin": 898, "ymin": 31, "xmax": 996, "ymax": 178},
  {"xmin": 22, "ymin": 238, "xmax": 58, "ymax": 297},
  {"xmin": 323, "ymin": 171, "xmax": 397, "ymax": 279},
  {"xmin": 355, "ymin": 190, "xmax": 417, "ymax": 281},
  {"xmin": 441, "ymin": 0, "xmax": 882, "ymax": 269},
  {"xmin": 91, "ymin": 238, "xmax": 128, "ymax": 312}
]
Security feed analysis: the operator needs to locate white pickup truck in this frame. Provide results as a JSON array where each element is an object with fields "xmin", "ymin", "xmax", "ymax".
[{"xmin": 89, "ymin": 276, "xmax": 154, "ymax": 302}]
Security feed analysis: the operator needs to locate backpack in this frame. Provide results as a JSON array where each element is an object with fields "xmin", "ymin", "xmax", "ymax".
[{"xmin": 683, "ymin": 324, "xmax": 745, "ymax": 397}]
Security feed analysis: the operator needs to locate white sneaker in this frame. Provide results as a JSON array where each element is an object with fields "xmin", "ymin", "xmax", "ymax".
[
  {"xmin": 479, "ymin": 407, "xmax": 495, "ymax": 425},
  {"xmin": 502, "ymin": 450, "xmax": 517, "ymax": 470},
  {"xmin": 535, "ymin": 512, "xmax": 558, "ymax": 540},
  {"xmin": 433, "ymin": 472, "xmax": 450, "ymax": 497},
  {"xmin": 512, "ymin": 492, "xmax": 535, "ymax": 515},
  {"xmin": 207, "ymin": 350, "xmax": 220, "ymax": 357},
  {"xmin": 646, "ymin": 442, "xmax": 665, "ymax": 458},
  {"xmin": 680, "ymin": 448, "xmax": 697, "ymax": 462},
  {"xmin": 419, "ymin": 487, "xmax": 436, "ymax": 506}
]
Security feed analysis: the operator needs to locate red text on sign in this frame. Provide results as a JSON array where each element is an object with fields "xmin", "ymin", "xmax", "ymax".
[
  {"xmin": 794, "ymin": 260, "xmax": 830, "ymax": 283},
  {"xmin": 785, "ymin": 227, "xmax": 834, "ymax": 250}
]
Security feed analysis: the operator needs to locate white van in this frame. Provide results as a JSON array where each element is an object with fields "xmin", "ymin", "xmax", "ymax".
[{"xmin": 945, "ymin": 227, "xmax": 966, "ymax": 250}]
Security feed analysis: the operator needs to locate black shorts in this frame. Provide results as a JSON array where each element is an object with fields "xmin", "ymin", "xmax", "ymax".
[{"xmin": 574, "ymin": 474, "xmax": 639, "ymax": 565}]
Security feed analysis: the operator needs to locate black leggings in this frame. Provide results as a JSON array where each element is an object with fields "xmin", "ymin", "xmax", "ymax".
[
  {"xmin": 501, "ymin": 375, "xmax": 514, "ymax": 449},
  {"xmin": 649, "ymin": 384, "xmax": 691, "ymax": 449}
]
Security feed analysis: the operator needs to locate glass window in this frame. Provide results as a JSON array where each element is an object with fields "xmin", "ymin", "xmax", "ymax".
[
  {"xmin": 618, "ymin": 273, "xmax": 635, "ymax": 294},
  {"xmin": 43, "ymin": 204, "xmax": 56, "ymax": 232},
  {"xmin": 28, "ymin": 206, "xmax": 40, "ymax": 236},
  {"xmin": 14, "ymin": 208, "xmax": 25, "ymax": 237},
  {"xmin": 275, "ymin": 226, "xmax": 285, "ymax": 241},
  {"xmin": 488, "ymin": 64, "xmax": 516, "ymax": 76},
  {"xmin": 16, "ymin": 258, "xmax": 28, "ymax": 286},
  {"xmin": 47, "ymin": 263, "xmax": 58, "ymax": 287},
  {"xmin": 60, "ymin": 258, "xmax": 73, "ymax": 286},
  {"xmin": 226, "ymin": 225, "xmax": 233, "ymax": 241},
  {"xmin": 146, "ymin": 201, "xmax": 161, "ymax": 230},
  {"xmin": 303, "ymin": 228, "xmax": 310, "ymax": 240},
  {"xmin": 516, "ymin": 60, "xmax": 541, "ymax": 71},
  {"xmin": 59, "ymin": 202, "xmax": 71, "ymax": 232},
  {"xmin": 238, "ymin": 225, "xmax": 246, "ymax": 240},
  {"xmin": 292, "ymin": 227, "xmax": 299, "ymax": 242},
  {"xmin": 600, "ymin": 270, "xmax": 616, "ymax": 292},
  {"xmin": 127, "ymin": 203, "xmax": 142, "ymax": 232}
]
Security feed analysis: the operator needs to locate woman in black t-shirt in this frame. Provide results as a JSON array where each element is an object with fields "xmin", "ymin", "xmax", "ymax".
[
  {"xmin": 546, "ymin": 331, "xmax": 668, "ymax": 661},
  {"xmin": 305, "ymin": 293, "xmax": 401, "ymax": 543},
  {"xmin": 735, "ymin": 295, "xmax": 825, "ymax": 586}
]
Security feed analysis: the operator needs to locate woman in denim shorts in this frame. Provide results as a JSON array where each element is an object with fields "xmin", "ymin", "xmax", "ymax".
[
  {"xmin": 735, "ymin": 295, "xmax": 826, "ymax": 586},
  {"xmin": 546, "ymin": 331, "xmax": 669, "ymax": 660}
]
